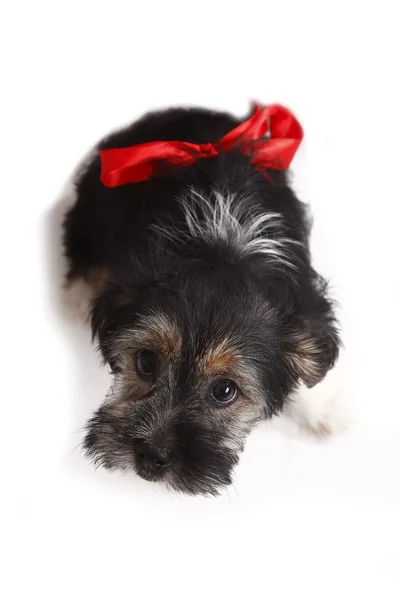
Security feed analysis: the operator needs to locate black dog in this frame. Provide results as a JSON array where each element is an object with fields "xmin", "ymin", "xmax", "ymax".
[{"xmin": 63, "ymin": 104, "xmax": 340, "ymax": 495}]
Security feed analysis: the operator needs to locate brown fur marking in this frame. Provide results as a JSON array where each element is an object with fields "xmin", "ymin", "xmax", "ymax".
[
  {"xmin": 201, "ymin": 343, "xmax": 239, "ymax": 376},
  {"xmin": 287, "ymin": 336, "xmax": 321, "ymax": 386},
  {"xmin": 85, "ymin": 266, "xmax": 111, "ymax": 297},
  {"xmin": 128, "ymin": 314, "xmax": 182, "ymax": 360}
]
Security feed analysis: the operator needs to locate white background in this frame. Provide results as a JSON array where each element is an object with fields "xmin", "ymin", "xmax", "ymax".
[{"xmin": 2, "ymin": 1, "xmax": 399, "ymax": 598}]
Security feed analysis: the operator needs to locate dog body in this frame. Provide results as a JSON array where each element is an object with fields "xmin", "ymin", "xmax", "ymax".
[{"xmin": 64, "ymin": 105, "xmax": 340, "ymax": 495}]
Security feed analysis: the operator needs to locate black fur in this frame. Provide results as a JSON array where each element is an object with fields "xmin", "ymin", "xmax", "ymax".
[{"xmin": 64, "ymin": 105, "xmax": 340, "ymax": 495}]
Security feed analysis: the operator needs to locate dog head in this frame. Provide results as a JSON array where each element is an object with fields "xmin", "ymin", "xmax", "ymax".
[{"xmin": 83, "ymin": 192, "xmax": 339, "ymax": 495}]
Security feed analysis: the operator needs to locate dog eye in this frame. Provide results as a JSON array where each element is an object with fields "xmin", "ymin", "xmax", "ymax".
[
  {"xmin": 211, "ymin": 380, "xmax": 238, "ymax": 405},
  {"xmin": 136, "ymin": 350, "xmax": 157, "ymax": 377}
]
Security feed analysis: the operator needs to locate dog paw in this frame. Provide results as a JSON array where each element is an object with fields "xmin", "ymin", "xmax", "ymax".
[{"xmin": 285, "ymin": 373, "xmax": 352, "ymax": 438}]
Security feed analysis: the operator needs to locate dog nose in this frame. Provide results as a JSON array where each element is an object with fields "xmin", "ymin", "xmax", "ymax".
[{"xmin": 134, "ymin": 440, "xmax": 172, "ymax": 471}]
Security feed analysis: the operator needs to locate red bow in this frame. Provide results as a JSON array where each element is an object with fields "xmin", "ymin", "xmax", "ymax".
[{"xmin": 100, "ymin": 103, "xmax": 303, "ymax": 188}]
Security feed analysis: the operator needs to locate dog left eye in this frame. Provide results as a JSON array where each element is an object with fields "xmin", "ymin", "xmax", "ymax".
[
  {"xmin": 211, "ymin": 380, "xmax": 238, "ymax": 405},
  {"xmin": 136, "ymin": 350, "xmax": 157, "ymax": 377}
]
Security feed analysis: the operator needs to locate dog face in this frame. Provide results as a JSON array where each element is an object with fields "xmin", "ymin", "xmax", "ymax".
[
  {"xmin": 83, "ymin": 194, "xmax": 339, "ymax": 495},
  {"xmin": 84, "ymin": 257, "xmax": 301, "ymax": 495}
]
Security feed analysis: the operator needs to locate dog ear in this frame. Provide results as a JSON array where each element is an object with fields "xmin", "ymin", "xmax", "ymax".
[
  {"xmin": 91, "ymin": 283, "xmax": 136, "ymax": 369},
  {"xmin": 285, "ymin": 316, "xmax": 340, "ymax": 388},
  {"xmin": 283, "ymin": 278, "xmax": 341, "ymax": 388}
]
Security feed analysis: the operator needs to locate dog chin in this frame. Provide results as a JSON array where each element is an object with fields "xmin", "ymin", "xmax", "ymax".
[
  {"xmin": 134, "ymin": 464, "xmax": 167, "ymax": 484},
  {"xmin": 166, "ymin": 474, "xmax": 235, "ymax": 497}
]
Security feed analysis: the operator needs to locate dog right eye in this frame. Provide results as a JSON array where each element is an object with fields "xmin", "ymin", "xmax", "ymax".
[
  {"xmin": 136, "ymin": 350, "xmax": 157, "ymax": 377},
  {"xmin": 211, "ymin": 380, "xmax": 238, "ymax": 405}
]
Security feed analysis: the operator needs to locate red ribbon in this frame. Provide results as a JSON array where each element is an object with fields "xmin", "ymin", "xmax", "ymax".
[{"xmin": 100, "ymin": 103, "xmax": 303, "ymax": 188}]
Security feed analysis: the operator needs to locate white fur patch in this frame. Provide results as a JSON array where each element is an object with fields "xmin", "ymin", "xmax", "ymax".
[
  {"xmin": 153, "ymin": 188, "xmax": 302, "ymax": 271},
  {"xmin": 285, "ymin": 361, "xmax": 352, "ymax": 437}
]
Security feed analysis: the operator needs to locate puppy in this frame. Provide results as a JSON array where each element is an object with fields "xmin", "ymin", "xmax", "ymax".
[{"xmin": 63, "ymin": 104, "xmax": 341, "ymax": 495}]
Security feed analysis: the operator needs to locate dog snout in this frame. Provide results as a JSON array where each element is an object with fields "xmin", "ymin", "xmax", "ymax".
[{"xmin": 133, "ymin": 439, "xmax": 172, "ymax": 472}]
